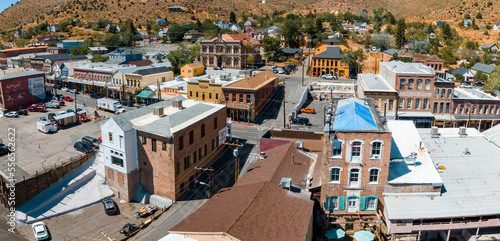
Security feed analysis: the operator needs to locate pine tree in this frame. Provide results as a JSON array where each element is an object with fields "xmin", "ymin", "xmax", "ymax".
[{"xmin": 394, "ymin": 18, "xmax": 406, "ymax": 49}]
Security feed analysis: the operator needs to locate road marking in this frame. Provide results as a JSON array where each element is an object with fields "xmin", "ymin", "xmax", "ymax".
[{"xmin": 232, "ymin": 130, "xmax": 247, "ymax": 133}]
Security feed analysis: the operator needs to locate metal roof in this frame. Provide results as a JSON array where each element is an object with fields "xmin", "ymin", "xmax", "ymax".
[
  {"xmin": 453, "ymin": 88, "xmax": 499, "ymax": 100},
  {"xmin": 380, "ymin": 61, "xmax": 434, "ymax": 75},
  {"xmin": 482, "ymin": 123, "xmax": 500, "ymax": 147},
  {"xmin": 312, "ymin": 46, "xmax": 344, "ymax": 59},
  {"xmin": 358, "ymin": 73, "xmax": 395, "ymax": 91},
  {"xmin": 384, "ymin": 127, "xmax": 500, "ymax": 220},
  {"xmin": 471, "ymin": 62, "xmax": 495, "ymax": 74},
  {"xmin": 332, "ymin": 99, "xmax": 378, "ymax": 130},
  {"xmin": 0, "ymin": 70, "xmax": 43, "ymax": 80}
]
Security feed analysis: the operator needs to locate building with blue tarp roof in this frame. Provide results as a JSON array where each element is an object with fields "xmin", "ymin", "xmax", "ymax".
[{"xmin": 333, "ymin": 99, "xmax": 379, "ymax": 130}]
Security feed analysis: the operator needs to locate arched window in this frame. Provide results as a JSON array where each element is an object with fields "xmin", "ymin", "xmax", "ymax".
[
  {"xmin": 408, "ymin": 79, "xmax": 414, "ymax": 89},
  {"xmin": 406, "ymin": 98, "xmax": 413, "ymax": 109},
  {"xmin": 331, "ymin": 139, "xmax": 343, "ymax": 158},
  {"xmin": 349, "ymin": 168, "xmax": 361, "ymax": 187},
  {"xmin": 370, "ymin": 140, "xmax": 383, "ymax": 159},
  {"xmin": 415, "ymin": 98, "xmax": 421, "ymax": 110},
  {"xmin": 417, "ymin": 79, "xmax": 422, "ymax": 90},
  {"xmin": 350, "ymin": 141, "xmax": 363, "ymax": 162},
  {"xmin": 398, "ymin": 98, "xmax": 404, "ymax": 109},
  {"xmin": 330, "ymin": 167, "xmax": 342, "ymax": 183},
  {"xmin": 399, "ymin": 79, "xmax": 406, "ymax": 90},
  {"xmin": 425, "ymin": 79, "xmax": 431, "ymax": 90},
  {"xmin": 423, "ymin": 98, "xmax": 429, "ymax": 110}
]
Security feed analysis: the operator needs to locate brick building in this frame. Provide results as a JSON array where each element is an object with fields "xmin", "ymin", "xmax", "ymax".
[
  {"xmin": 322, "ymin": 98, "xmax": 391, "ymax": 232},
  {"xmin": 100, "ymin": 96, "xmax": 227, "ymax": 203},
  {"xmin": 0, "ymin": 70, "xmax": 46, "ymax": 110},
  {"xmin": 200, "ymin": 34, "xmax": 261, "ymax": 69},
  {"xmin": 412, "ymin": 54, "xmax": 444, "ymax": 77},
  {"xmin": 357, "ymin": 73, "xmax": 398, "ymax": 115},
  {"xmin": 221, "ymin": 70, "xmax": 279, "ymax": 122},
  {"xmin": 0, "ymin": 46, "xmax": 48, "ymax": 66}
]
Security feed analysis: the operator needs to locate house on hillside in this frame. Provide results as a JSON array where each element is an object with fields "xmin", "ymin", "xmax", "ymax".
[
  {"xmin": 47, "ymin": 24, "xmax": 61, "ymax": 32},
  {"xmin": 464, "ymin": 19, "xmax": 473, "ymax": 28},
  {"xmin": 479, "ymin": 43, "xmax": 499, "ymax": 52},
  {"xmin": 183, "ymin": 30, "xmax": 203, "ymax": 43},
  {"xmin": 244, "ymin": 18, "xmax": 257, "ymax": 27},
  {"xmin": 157, "ymin": 28, "xmax": 168, "ymax": 38},
  {"xmin": 229, "ymin": 24, "xmax": 242, "ymax": 33},
  {"xmin": 434, "ymin": 21, "xmax": 446, "ymax": 26},
  {"xmin": 105, "ymin": 24, "xmax": 121, "ymax": 32},
  {"xmin": 245, "ymin": 27, "xmax": 255, "ymax": 37},
  {"xmin": 282, "ymin": 48, "xmax": 303, "ymax": 60},
  {"xmin": 214, "ymin": 21, "xmax": 230, "ymax": 29},
  {"xmin": 471, "ymin": 62, "xmax": 495, "ymax": 76},
  {"xmin": 452, "ymin": 67, "xmax": 475, "ymax": 82},
  {"xmin": 493, "ymin": 23, "xmax": 500, "ymax": 31},
  {"xmin": 155, "ymin": 18, "xmax": 167, "ymax": 26},
  {"xmin": 168, "ymin": 6, "xmax": 185, "ymax": 12}
]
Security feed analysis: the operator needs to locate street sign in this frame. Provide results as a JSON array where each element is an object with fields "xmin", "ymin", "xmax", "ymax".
[{"xmin": 329, "ymin": 85, "xmax": 336, "ymax": 91}]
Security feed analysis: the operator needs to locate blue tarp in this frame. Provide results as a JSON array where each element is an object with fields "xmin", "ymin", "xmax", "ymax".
[{"xmin": 333, "ymin": 102, "xmax": 378, "ymax": 130}]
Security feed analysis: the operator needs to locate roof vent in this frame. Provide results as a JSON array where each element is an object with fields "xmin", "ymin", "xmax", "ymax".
[
  {"xmin": 431, "ymin": 126, "xmax": 439, "ymax": 138},
  {"xmin": 405, "ymin": 152, "xmax": 417, "ymax": 165},
  {"xmin": 173, "ymin": 100, "xmax": 183, "ymax": 109},
  {"xmin": 279, "ymin": 177, "xmax": 292, "ymax": 191},
  {"xmin": 296, "ymin": 141, "xmax": 304, "ymax": 149},
  {"xmin": 458, "ymin": 126, "xmax": 467, "ymax": 137},
  {"xmin": 464, "ymin": 147, "xmax": 471, "ymax": 155},
  {"xmin": 153, "ymin": 107, "xmax": 164, "ymax": 116}
]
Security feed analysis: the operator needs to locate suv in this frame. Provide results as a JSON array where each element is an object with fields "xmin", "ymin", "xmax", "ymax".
[
  {"xmin": 293, "ymin": 117, "xmax": 310, "ymax": 125},
  {"xmin": 82, "ymin": 136, "xmax": 101, "ymax": 149},
  {"xmin": 121, "ymin": 101, "xmax": 134, "ymax": 107},
  {"xmin": 102, "ymin": 199, "xmax": 118, "ymax": 215},
  {"xmin": 74, "ymin": 142, "xmax": 93, "ymax": 154}
]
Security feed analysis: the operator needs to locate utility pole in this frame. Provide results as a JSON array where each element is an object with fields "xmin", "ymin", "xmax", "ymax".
[
  {"xmin": 301, "ymin": 61, "xmax": 305, "ymax": 86},
  {"xmin": 283, "ymin": 79, "xmax": 286, "ymax": 128},
  {"xmin": 74, "ymin": 90, "xmax": 78, "ymax": 123},
  {"xmin": 223, "ymin": 140, "xmax": 242, "ymax": 183},
  {"xmin": 194, "ymin": 167, "xmax": 214, "ymax": 198},
  {"xmin": 157, "ymin": 79, "xmax": 161, "ymax": 103}
]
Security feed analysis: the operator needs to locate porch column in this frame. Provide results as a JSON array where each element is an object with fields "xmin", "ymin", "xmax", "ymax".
[{"xmin": 478, "ymin": 120, "xmax": 482, "ymax": 131}]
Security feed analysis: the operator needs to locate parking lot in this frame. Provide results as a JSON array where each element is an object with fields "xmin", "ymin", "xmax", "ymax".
[
  {"xmin": 15, "ymin": 197, "xmax": 148, "ymax": 241},
  {"xmin": 292, "ymin": 99, "xmax": 329, "ymax": 131},
  {"xmin": 0, "ymin": 102, "xmax": 104, "ymax": 181}
]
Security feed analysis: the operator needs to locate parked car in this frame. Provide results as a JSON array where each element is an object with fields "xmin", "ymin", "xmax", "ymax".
[
  {"xmin": 273, "ymin": 69, "xmax": 279, "ymax": 74},
  {"xmin": 82, "ymin": 136, "xmax": 101, "ymax": 149},
  {"xmin": 28, "ymin": 104, "xmax": 47, "ymax": 112},
  {"xmin": 58, "ymin": 110, "xmax": 66, "ymax": 115},
  {"xmin": 213, "ymin": 66, "xmax": 222, "ymax": 70},
  {"xmin": 5, "ymin": 111, "xmax": 18, "ymax": 118},
  {"xmin": 102, "ymin": 199, "xmax": 118, "ymax": 215},
  {"xmin": 63, "ymin": 96, "xmax": 73, "ymax": 102},
  {"xmin": 58, "ymin": 100, "xmax": 66, "ymax": 106},
  {"xmin": 69, "ymin": 89, "xmax": 78, "ymax": 94},
  {"xmin": 32, "ymin": 221, "xmax": 50, "ymax": 240},
  {"xmin": 322, "ymin": 74, "xmax": 337, "ymax": 80},
  {"xmin": 61, "ymin": 87, "xmax": 69, "ymax": 92},
  {"xmin": 460, "ymin": 81, "xmax": 472, "ymax": 88},
  {"xmin": 47, "ymin": 113, "xmax": 56, "ymax": 121},
  {"xmin": 40, "ymin": 117, "xmax": 47, "ymax": 122},
  {"xmin": 0, "ymin": 145, "xmax": 11, "ymax": 156},
  {"xmin": 278, "ymin": 69, "xmax": 284, "ymax": 74},
  {"xmin": 67, "ymin": 109, "xmax": 75, "ymax": 113},
  {"xmin": 136, "ymin": 104, "xmax": 146, "ymax": 109},
  {"xmin": 120, "ymin": 223, "xmax": 139, "ymax": 236},
  {"xmin": 301, "ymin": 108, "xmax": 316, "ymax": 114},
  {"xmin": 76, "ymin": 108, "xmax": 83, "ymax": 113},
  {"xmin": 474, "ymin": 81, "xmax": 485, "ymax": 87},
  {"xmin": 74, "ymin": 141, "xmax": 93, "ymax": 154},
  {"xmin": 17, "ymin": 109, "xmax": 28, "ymax": 115},
  {"xmin": 122, "ymin": 101, "xmax": 134, "ymax": 107},
  {"xmin": 46, "ymin": 101, "xmax": 60, "ymax": 109},
  {"xmin": 293, "ymin": 117, "xmax": 310, "ymax": 125}
]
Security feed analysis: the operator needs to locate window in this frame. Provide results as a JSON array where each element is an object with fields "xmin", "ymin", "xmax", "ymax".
[
  {"xmin": 435, "ymin": 89, "xmax": 439, "ymax": 98},
  {"xmin": 408, "ymin": 79, "xmax": 414, "ymax": 89},
  {"xmin": 214, "ymin": 117, "xmax": 218, "ymax": 130},
  {"xmin": 485, "ymin": 105, "xmax": 489, "ymax": 115},
  {"xmin": 439, "ymin": 103, "xmax": 444, "ymax": 113},
  {"xmin": 351, "ymin": 141, "xmax": 362, "ymax": 161},
  {"xmin": 175, "ymin": 162, "xmax": 180, "ymax": 174},
  {"xmin": 433, "ymin": 102, "xmax": 438, "ymax": 113},
  {"xmin": 445, "ymin": 103, "xmax": 450, "ymax": 113},
  {"xmin": 398, "ymin": 98, "xmax": 404, "ymax": 109},
  {"xmin": 209, "ymin": 93, "xmax": 212, "ymax": 99},
  {"xmin": 199, "ymin": 147, "xmax": 202, "ymax": 160},
  {"xmin": 423, "ymin": 98, "xmax": 429, "ymax": 110},
  {"xmin": 397, "ymin": 221, "xmax": 407, "ymax": 226},
  {"xmin": 212, "ymin": 139, "xmax": 216, "ymax": 151},
  {"xmin": 216, "ymin": 93, "xmax": 219, "ymax": 100},
  {"xmin": 406, "ymin": 98, "xmax": 413, "ymax": 109},
  {"xmin": 188, "ymin": 70, "xmax": 191, "ymax": 73},
  {"xmin": 369, "ymin": 169, "xmax": 379, "ymax": 183},
  {"xmin": 152, "ymin": 139, "xmax": 157, "ymax": 152},
  {"xmin": 478, "ymin": 105, "xmax": 483, "ymax": 114},
  {"xmin": 246, "ymin": 94, "xmax": 251, "ymax": 103},
  {"xmin": 399, "ymin": 79, "xmax": 406, "ymax": 90},
  {"xmin": 142, "ymin": 136, "xmax": 147, "ymax": 145},
  {"xmin": 349, "ymin": 169, "xmax": 360, "ymax": 187},
  {"xmin": 109, "ymin": 132, "xmax": 113, "ymax": 142},
  {"xmin": 447, "ymin": 89, "xmax": 451, "ymax": 98},
  {"xmin": 184, "ymin": 156, "xmax": 189, "ymax": 170},
  {"xmin": 388, "ymin": 100, "xmax": 393, "ymax": 110},
  {"xmin": 196, "ymin": 91, "xmax": 199, "ymax": 98},
  {"xmin": 332, "ymin": 139, "xmax": 342, "ymax": 157},
  {"xmin": 416, "ymin": 79, "xmax": 422, "ymax": 90},
  {"xmin": 225, "ymin": 93, "xmax": 229, "ymax": 102},
  {"xmin": 371, "ymin": 141, "xmax": 382, "ymax": 158},
  {"xmin": 232, "ymin": 93, "xmax": 236, "ymax": 102},
  {"xmin": 119, "ymin": 135, "xmax": 123, "ymax": 149},
  {"xmin": 330, "ymin": 167, "xmax": 341, "ymax": 182},
  {"xmin": 329, "ymin": 197, "xmax": 339, "ymax": 210},
  {"xmin": 201, "ymin": 124, "xmax": 206, "ymax": 138},
  {"xmin": 441, "ymin": 89, "xmax": 445, "ymax": 98},
  {"xmin": 189, "ymin": 130, "xmax": 194, "ymax": 145},
  {"xmin": 415, "ymin": 98, "xmax": 421, "ymax": 110},
  {"xmin": 111, "ymin": 156, "xmax": 123, "ymax": 167},
  {"xmin": 366, "ymin": 197, "xmax": 377, "ymax": 210},
  {"xmin": 239, "ymin": 94, "xmax": 243, "ymax": 103},
  {"xmin": 179, "ymin": 135, "xmax": 184, "ymax": 150},
  {"xmin": 162, "ymin": 141, "xmax": 167, "ymax": 151}
]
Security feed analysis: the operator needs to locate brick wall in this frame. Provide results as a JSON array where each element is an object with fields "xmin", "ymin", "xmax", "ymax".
[
  {"xmin": 0, "ymin": 73, "xmax": 46, "ymax": 110},
  {"xmin": 106, "ymin": 167, "xmax": 137, "ymax": 201},
  {"xmin": 383, "ymin": 183, "xmax": 441, "ymax": 194}
]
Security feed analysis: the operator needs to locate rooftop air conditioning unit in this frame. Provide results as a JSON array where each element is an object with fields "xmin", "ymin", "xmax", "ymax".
[
  {"xmin": 279, "ymin": 177, "xmax": 292, "ymax": 191},
  {"xmin": 431, "ymin": 126, "xmax": 439, "ymax": 138},
  {"xmin": 458, "ymin": 126, "xmax": 467, "ymax": 137},
  {"xmin": 153, "ymin": 107, "xmax": 164, "ymax": 116},
  {"xmin": 173, "ymin": 100, "xmax": 183, "ymax": 109},
  {"xmin": 296, "ymin": 141, "xmax": 304, "ymax": 150}
]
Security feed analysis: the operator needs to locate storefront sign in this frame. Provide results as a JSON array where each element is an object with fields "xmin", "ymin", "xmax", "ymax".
[
  {"xmin": 219, "ymin": 127, "xmax": 227, "ymax": 144},
  {"xmin": 200, "ymin": 85, "xmax": 208, "ymax": 89},
  {"xmin": 399, "ymin": 92, "xmax": 431, "ymax": 97},
  {"xmin": 163, "ymin": 88, "xmax": 178, "ymax": 95}
]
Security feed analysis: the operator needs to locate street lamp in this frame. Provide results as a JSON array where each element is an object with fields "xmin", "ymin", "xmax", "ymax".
[
  {"xmin": 233, "ymin": 145, "xmax": 239, "ymax": 184},
  {"xmin": 195, "ymin": 180, "xmax": 211, "ymax": 198},
  {"xmin": 329, "ymin": 85, "xmax": 335, "ymax": 104}
]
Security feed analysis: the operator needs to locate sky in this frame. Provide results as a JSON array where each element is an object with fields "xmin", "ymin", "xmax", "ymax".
[{"xmin": 0, "ymin": 0, "xmax": 19, "ymax": 14}]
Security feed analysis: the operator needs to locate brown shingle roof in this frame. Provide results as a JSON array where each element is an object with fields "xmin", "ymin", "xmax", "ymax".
[
  {"xmin": 184, "ymin": 62, "xmax": 204, "ymax": 69},
  {"xmin": 170, "ymin": 182, "xmax": 313, "ymax": 241},
  {"xmin": 222, "ymin": 34, "xmax": 261, "ymax": 46},
  {"xmin": 413, "ymin": 54, "xmax": 443, "ymax": 62},
  {"xmin": 262, "ymin": 129, "xmax": 324, "ymax": 151},
  {"xmin": 223, "ymin": 70, "xmax": 279, "ymax": 90}
]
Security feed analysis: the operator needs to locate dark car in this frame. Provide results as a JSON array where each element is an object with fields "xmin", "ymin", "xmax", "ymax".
[
  {"xmin": 120, "ymin": 223, "xmax": 139, "ymax": 236},
  {"xmin": 122, "ymin": 101, "xmax": 134, "ymax": 107},
  {"xmin": 40, "ymin": 117, "xmax": 47, "ymax": 122},
  {"xmin": 67, "ymin": 109, "xmax": 75, "ymax": 113},
  {"xmin": 76, "ymin": 108, "xmax": 83, "ymax": 113},
  {"xmin": 17, "ymin": 109, "xmax": 28, "ymax": 116},
  {"xmin": 293, "ymin": 117, "xmax": 310, "ymax": 125},
  {"xmin": 213, "ymin": 66, "xmax": 222, "ymax": 70},
  {"xmin": 47, "ymin": 113, "xmax": 56, "ymax": 120},
  {"xmin": 0, "ymin": 146, "xmax": 11, "ymax": 156},
  {"xmin": 102, "ymin": 199, "xmax": 118, "ymax": 215},
  {"xmin": 82, "ymin": 136, "xmax": 101, "ymax": 149},
  {"xmin": 136, "ymin": 104, "xmax": 146, "ymax": 109},
  {"xmin": 74, "ymin": 142, "xmax": 93, "ymax": 154},
  {"xmin": 474, "ymin": 81, "xmax": 485, "ymax": 87}
]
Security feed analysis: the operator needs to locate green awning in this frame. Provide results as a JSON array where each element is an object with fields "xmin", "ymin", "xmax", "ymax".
[{"xmin": 136, "ymin": 90, "xmax": 154, "ymax": 99}]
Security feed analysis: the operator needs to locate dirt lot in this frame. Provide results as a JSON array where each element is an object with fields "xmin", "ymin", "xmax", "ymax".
[{"xmin": 0, "ymin": 103, "xmax": 103, "ymax": 181}]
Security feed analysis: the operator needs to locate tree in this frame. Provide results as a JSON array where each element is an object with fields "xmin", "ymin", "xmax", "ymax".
[
  {"xmin": 464, "ymin": 41, "xmax": 477, "ymax": 50},
  {"xmin": 69, "ymin": 39, "xmax": 94, "ymax": 55},
  {"xmin": 475, "ymin": 71, "xmax": 488, "ymax": 82},
  {"xmin": 91, "ymin": 54, "xmax": 109, "ymax": 63},
  {"xmin": 482, "ymin": 53, "xmax": 493, "ymax": 64},
  {"xmin": 280, "ymin": 18, "xmax": 300, "ymax": 48},
  {"xmin": 476, "ymin": 12, "xmax": 483, "ymax": 19},
  {"xmin": 464, "ymin": 13, "xmax": 471, "ymax": 19},
  {"xmin": 484, "ymin": 66, "xmax": 500, "ymax": 93},
  {"xmin": 47, "ymin": 41, "xmax": 57, "ymax": 47},
  {"xmin": 454, "ymin": 73, "xmax": 465, "ymax": 81},
  {"xmin": 230, "ymin": 11, "xmax": 237, "ymax": 24},
  {"xmin": 394, "ymin": 18, "xmax": 406, "ymax": 49},
  {"xmin": 108, "ymin": 25, "xmax": 118, "ymax": 34},
  {"xmin": 342, "ymin": 49, "xmax": 366, "ymax": 76},
  {"xmin": 371, "ymin": 34, "xmax": 393, "ymax": 51},
  {"xmin": 165, "ymin": 43, "xmax": 198, "ymax": 74},
  {"xmin": 262, "ymin": 36, "xmax": 284, "ymax": 62},
  {"xmin": 125, "ymin": 19, "xmax": 137, "ymax": 35},
  {"xmin": 413, "ymin": 41, "xmax": 430, "ymax": 54}
]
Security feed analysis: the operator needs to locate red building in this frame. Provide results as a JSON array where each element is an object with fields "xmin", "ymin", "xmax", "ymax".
[
  {"xmin": 0, "ymin": 46, "xmax": 48, "ymax": 66},
  {"xmin": 221, "ymin": 70, "xmax": 279, "ymax": 122},
  {"xmin": 0, "ymin": 71, "xmax": 46, "ymax": 110}
]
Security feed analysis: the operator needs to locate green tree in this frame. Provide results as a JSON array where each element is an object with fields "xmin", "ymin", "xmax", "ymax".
[
  {"xmin": 342, "ymin": 49, "xmax": 366, "ymax": 76},
  {"xmin": 394, "ymin": 18, "xmax": 406, "ymax": 49},
  {"xmin": 281, "ymin": 18, "xmax": 300, "ymax": 48},
  {"xmin": 484, "ymin": 66, "xmax": 500, "ymax": 93},
  {"xmin": 262, "ymin": 36, "xmax": 284, "ymax": 62},
  {"xmin": 230, "ymin": 11, "xmax": 237, "ymax": 24},
  {"xmin": 464, "ymin": 41, "xmax": 477, "ymax": 50},
  {"xmin": 166, "ymin": 43, "xmax": 198, "ymax": 74},
  {"xmin": 47, "ymin": 40, "xmax": 57, "ymax": 47},
  {"xmin": 413, "ymin": 41, "xmax": 430, "ymax": 54},
  {"xmin": 475, "ymin": 71, "xmax": 488, "ymax": 82},
  {"xmin": 91, "ymin": 54, "xmax": 109, "ymax": 62},
  {"xmin": 476, "ymin": 12, "xmax": 483, "ymax": 19},
  {"xmin": 464, "ymin": 13, "xmax": 471, "ymax": 19},
  {"xmin": 454, "ymin": 73, "xmax": 465, "ymax": 81},
  {"xmin": 69, "ymin": 39, "xmax": 94, "ymax": 55},
  {"xmin": 371, "ymin": 34, "xmax": 393, "ymax": 51}
]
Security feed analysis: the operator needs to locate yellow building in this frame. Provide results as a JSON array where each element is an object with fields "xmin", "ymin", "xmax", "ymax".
[
  {"xmin": 126, "ymin": 67, "xmax": 174, "ymax": 101},
  {"xmin": 311, "ymin": 46, "xmax": 349, "ymax": 78},
  {"xmin": 187, "ymin": 78, "xmax": 224, "ymax": 103},
  {"xmin": 180, "ymin": 62, "xmax": 205, "ymax": 78},
  {"xmin": 297, "ymin": 33, "xmax": 311, "ymax": 49},
  {"xmin": 314, "ymin": 37, "xmax": 349, "ymax": 56}
]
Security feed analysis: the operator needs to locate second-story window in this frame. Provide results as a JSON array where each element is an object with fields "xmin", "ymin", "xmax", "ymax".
[
  {"xmin": 351, "ymin": 141, "xmax": 362, "ymax": 162},
  {"xmin": 371, "ymin": 141, "xmax": 382, "ymax": 158}
]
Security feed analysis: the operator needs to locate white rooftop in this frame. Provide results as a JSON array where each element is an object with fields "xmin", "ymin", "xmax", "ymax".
[
  {"xmin": 384, "ymin": 126, "xmax": 500, "ymax": 220},
  {"xmin": 386, "ymin": 121, "xmax": 443, "ymax": 186},
  {"xmin": 380, "ymin": 60, "xmax": 435, "ymax": 75},
  {"xmin": 454, "ymin": 88, "xmax": 500, "ymax": 101}
]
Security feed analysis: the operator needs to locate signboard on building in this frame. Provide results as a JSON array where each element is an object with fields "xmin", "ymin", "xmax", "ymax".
[
  {"xmin": 400, "ymin": 92, "xmax": 432, "ymax": 97},
  {"xmin": 219, "ymin": 127, "xmax": 227, "ymax": 145},
  {"xmin": 163, "ymin": 87, "xmax": 178, "ymax": 95},
  {"xmin": 28, "ymin": 76, "xmax": 45, "ymax": 99}
]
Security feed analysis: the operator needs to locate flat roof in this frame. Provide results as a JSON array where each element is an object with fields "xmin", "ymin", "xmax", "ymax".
[
  {"xmin": 397, "ymin": 111, "xmax": 434, "ymax": 118},
  {"xmin": 453, "ymin": 88, "xmax": 499, "ymax": 101},
  {"xmin": 358, "ymin": 73, "xmax": 396, "ymax": 92},
  {"xmin": 384, "ymin": 127, "xmax": 500, "ymax": 220},
  {"xmin": 380, "ymin": 60, "xmax": 435, "ymax": 75},
  {"xmin": 386, "ymin": 121, "xmax": 443, "ymax": 185}
]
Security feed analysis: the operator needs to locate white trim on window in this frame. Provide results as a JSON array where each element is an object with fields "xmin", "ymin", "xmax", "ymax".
[
  {"xmin": 349, "ymin": 140, "xmax": 364, "ymax": 163},
  {"xmin": 331, "ymin": 139, "xmax": 344, "ymax": 159},
  {"xmin": 369, "ymin": 140, "xmax": 384, "ymax": 159},
  {"xmin": 348, "ymin": 167, "xmax": 361, "ymax": 188},
  {"xmin": 329, "ymin": 167, "xmax": 343, "ymax": 184},
  {"xmin": 368, "ymin": 167, "xmax": 381, "ymax": 184}
]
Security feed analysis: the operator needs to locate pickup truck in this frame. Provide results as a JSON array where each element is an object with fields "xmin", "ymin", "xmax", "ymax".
[
  {"xmin": 27, "ymin": 104, "xmax": 47, "ymax": 112},
  {"xmin": 46, "ymin": 101, "xmax": 60, "ymax": 109},
  {"xmin": 322, "ymin": 74, "xmax": 337, "ymax": 80}
]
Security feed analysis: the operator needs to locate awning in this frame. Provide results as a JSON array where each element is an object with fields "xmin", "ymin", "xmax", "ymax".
[
  {"xmin": 398, "ymin": 111, "xmax": 434, "ymax": 118},
  {"xmin": 136, "ymin": 90, "xmax": 154, "ymax": 99},
  {"xmin": 325, "ymin": 228, "xmax": 346, "ymax": 239}
]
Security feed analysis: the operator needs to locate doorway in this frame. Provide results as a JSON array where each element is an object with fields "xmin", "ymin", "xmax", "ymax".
[{"xmin": 347, "ymin": 197, "xmax": 358, "ymax": 213}]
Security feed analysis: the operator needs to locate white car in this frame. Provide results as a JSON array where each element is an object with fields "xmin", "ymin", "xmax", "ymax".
[
  {"xmin": 322, "ymin": 74, "xmax": 337, "ymax": 80},
  {"xmin": 58, "ymin": 110, "xmax": 66, "ymax": 115},
  {"xmin": 32, "ymin": 221, "xmax": 50, "ymax": 240},
  {"xmin": 5, "ymin": 111, "xmax": 18, "ymax": 118},
  {"xmin": 61, "ymin": 87, "xmax": 69, "ymax": 92},
  {"xmin": 69, "ymin": 89, "xmax": 77, "ymax": 93},
  {"xmin": 278, "ymin": 69, "xmax": 284, "ymax": 74}
]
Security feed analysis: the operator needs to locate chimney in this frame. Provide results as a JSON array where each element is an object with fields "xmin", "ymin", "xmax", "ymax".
[
  {"xmin": 279, "ymin": 177, "xmax": 291, "ymax": 191},
  {"xmin": 173, "ymin": 99, "xmax": 183, "ymax": 109},
  {"xmin": 153, "ymin": 107, "xmax": 164, "ymax": 116}
]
